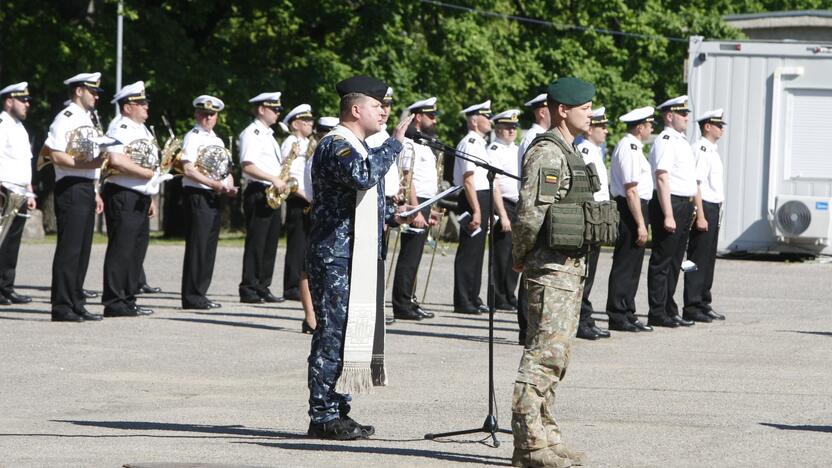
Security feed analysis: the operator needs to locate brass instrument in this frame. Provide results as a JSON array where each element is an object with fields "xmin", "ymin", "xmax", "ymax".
[
  {"xmin": 159, "ymin": 135, "xmax": 184, "ymax": 175},
  {"xmin": 419, "ymin": 146, "xmax": 449, "ymax": 303},
  {"xmin": 194, "ymin": 145, "xmax": 233, "ymax": 181},
  {"xmin": 385, "ymin": 139, "xmax": 418, "ymax": 288},
  {"xmin": 0, "ymin": 182, "xmax": 32, "ymax": 248},
  {"xmin": 101, "ymin": 138, "xmax": 160, "ymax": 178},
  {"xmin": 66, "ymin": 126, "xmax": 104, "ymax": 162},
  {"xmin": 265, "ymin": 140, "xmax": 302, "ymax": 209}
]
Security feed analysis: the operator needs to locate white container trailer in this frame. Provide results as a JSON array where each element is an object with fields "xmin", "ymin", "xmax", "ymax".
[{"xmin": 687, "ymin": 36, "xmax": 832, "ymax": 256}]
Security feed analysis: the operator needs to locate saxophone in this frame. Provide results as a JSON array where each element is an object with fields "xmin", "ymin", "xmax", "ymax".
[{"xmin": 265, "ymin": 140, "xmax": 300, "ymax": 209}]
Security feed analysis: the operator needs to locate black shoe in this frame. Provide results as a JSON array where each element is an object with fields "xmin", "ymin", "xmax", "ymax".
[
  {"xmin": 138, "ymin": 284, "xmax": 162, "ymax": 294},
  {"xmin": 283, "ymin": 289, "xmax": 301, "ymax": 301},
  {"xmin": 240, "ymin": 296, "xmax": 264, "ymax": 304},
  {"xmin": 518, "ymin": 332, "xmax": 526, "ymax": 345},
  {"xmin": 182, "ymin": 302, "xmax": 211, "ymax": 310},
  {"xmin": 4, "ymin": 291, "xmax": 32, "ymax": 304},
  {"xmin": 476, "ymin": 304, "xmax": 490, "ymax": 314},
  {"xmin": 454, "ymin": 307, "xmax": 482, "ymax": 315},
  {"xmin": 0, "ymin": 294, "xmax": 10, "ymax": 305},
  {"xmin": 683, "ymin": 310, "xmax": 713, "ymax": 323},
  {"xmin": 609, "ymin": 319, "xmax": 639, "ymax": 332},
  {"xmin": 393, "ymin": 308, "xmax": 422, "ymax": 321},
  {"xmin": 302, "ymin": 320, "xmax": 315, "ymax": 334},
  {"xmin": 385, "ymin": 316, "xmax": 395, "ymax": 325},
  {"xmin": 631, "ymin": 319, "xmax": 653, "ymax": 332},
  {"xmin": 133, "ymin": 305, "xmax": 154, "ymax": 316},
  {"xmin": 81, "ymin": 289, "xmax": 99, "ymax": 299},
  {"xmin": 647, "ymin": 315, "xmax": 679, "ymax": 328},
  {"xmin": 207, "ymin": 301, "xmax": 222, "ymax": 309},
  {"xmin": 591, "ymin": 325, "xmax": 611, "ymax": 338},
  {"xmin": 671, "ymin": 315, "xmax": 695, "ymax": 327},
  {"xmin": 414, "ymin": 306, "xmax": 435, "ymax": 319},
  {"xmin": 260, "ymin": 292, "xmax": 285, "ymax": 303},
  {"xmin": 76, "ymin": 308, "xmax": 103, "ymax": 321},
  {"xmin": 576, "ymin": 325, "xmax": 600, "ymax": 340},
  {"xmin": 341, "ymin": 415, "xmax": 375, "ymax": 437},
  {"xmin": 705, "ymin": 309, "xmax": 726, "ymax": 321},
  {"xmin": 496, "ymin": 302, "xmax": 517, "ymax": 311},
  {"xmin": 307, "ymin": 418, "xmax": 367, "ymax": 440},
  {"xmin": 52, "ymin": 309, "xmax": 84, "ymax": 322}
]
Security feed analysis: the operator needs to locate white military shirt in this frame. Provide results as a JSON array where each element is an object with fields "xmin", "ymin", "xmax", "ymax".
[
  {"xmin": 576, "ymin": 139, "xmax": 610, "ymax": 202},
  {"xmin": 44, "ymin": 102, "xmax": 100, "ymax": 181},
  {"xmin": 648, "ymin": 127, "xmax": 697, "ymax": 197},
  {"xmin": 693, "ymin": 137, "xmax": 724, "ymax": 204},
  {"xmin": 304, "ymin": 153, "xmax": 315, "ymax": 202},
  {"xmin": 610, "ymin": 133, "xmax": 653, "ymax": 200},
  {"xmin": 181, "ymin": 125, "xmax": 226, "ymax": 190},
  {"xmin": 399, "ymin": 137, "xmax": 438, "ymax": 199},
  {"xmin": 488, "ymin": 138, "xmax": 519, "ymax": 203},
  {"xmin": 0, "ymin": 110, "xmax": 32, "ymax": 186},
  {"xmin": 517, "ymin": 123, "xmax": 546, "ymax": 162},
  {"xmin": 366, "ymin": 127, "xmax": 399, "ymax": 198},
  {"xmin": 453, "ymin": 130, "xmax": 490, "ymax": 191},
  {"xmin": 280, "ymin": 134, "xmax": 310, "ymax": 199},
  {"xmin": 105, "ymin": 114, "xmax": 160, "ymax": 195},
  {"xmin": 240, "ymin": 119, "xmax": 282, "ymax": 187}
]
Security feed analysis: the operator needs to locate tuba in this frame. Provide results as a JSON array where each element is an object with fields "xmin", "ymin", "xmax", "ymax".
[
  {"xmin": 101, "ymin": 138, "xmax": 160, "ymax": 178},
  {"xmin": 0, "ymin": 182, "xmax": 32, "ymax": 248},
  {"xmin": 195, "ymin": 145, "xmax": 232, "ymax": 181},
  {"xmin": 265, "ymin": 141, "xmax": 300, "ymax": 209}
]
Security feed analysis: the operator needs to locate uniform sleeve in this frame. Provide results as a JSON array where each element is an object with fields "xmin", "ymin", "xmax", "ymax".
[
  {"xmin": 44, "ymin": 116, "xmax": 69, "ymax": 152},
  {"xmin": 280, "ymin": 137, "xmax": 294, "ymax": 160},
  {"xmin": 512, "ymin": 142, "xmax": 562, "ymax": 265},
  {"xmin": 694, "ymin": 146, "xmax": 709, "ymax": 183},
  {"xmin": 106, "ymin": 125, "xmax": 126, "ymax": 154},
  {"xmin": 238, "ymin": 130, "xmax": 255, "ymax": 164},
  {"xmin": 619, "ymin": 148, "xmax": 640, "ymax": 185},
  {"xmin": 399, "ymin": 141, "xmax": 414, "ymax": 172},
  {"xmin": 652, "ymin": 136, "xmax": 675, "ymax": 173},
  {"xmin": 180, "ymin": 131, "xmax": 199, "ymax": 163},
  {"xmin": 329, "ymin": 137, "xmax": 404, "ymax": 191}
]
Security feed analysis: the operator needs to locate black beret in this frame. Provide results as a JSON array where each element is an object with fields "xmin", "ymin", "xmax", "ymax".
[{"xmin": 336, "ymin": 76, "xmax": 389, "ymax": 104}]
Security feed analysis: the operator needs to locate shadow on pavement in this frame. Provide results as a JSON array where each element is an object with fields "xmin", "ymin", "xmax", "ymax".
[
  {"xmin": 776, "ymin": 330, "xmax": 832, "ymax": 337},
  {"xmin": 387, "ymin": 328, "xmax": 516, "ymax": 346},
  {"xmin": 191, "ymin": 311, "xmax": 302, "ymax": 322},
  {"xmin": 760, "ymin": 423, "xmax": 832, "ymax": 433},
  {"xmin": 159, "ymin": 317, "xmax": 287, "ymax": 332},
  {"xmin": 49, "ymin": 420, "xmax": 302, "ymax": 439}
]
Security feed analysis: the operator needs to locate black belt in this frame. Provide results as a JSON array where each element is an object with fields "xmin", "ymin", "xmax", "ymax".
[
  {"xmin": 670, "ymin": 194, "xmax": 694, "ymax": 202},
  {"xmin": 503, "ymin": 199, "xmax": 518, "ymax": 206}
]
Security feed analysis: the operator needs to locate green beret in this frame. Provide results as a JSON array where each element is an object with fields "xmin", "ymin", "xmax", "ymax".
[{"xmin": 547, "ymin": 77, "xmax": 595, "ymax": 106}]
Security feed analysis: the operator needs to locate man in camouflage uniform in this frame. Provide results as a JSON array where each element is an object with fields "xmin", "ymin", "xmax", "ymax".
[
  {"xmin": 511, "ymin": 77, "xmax": 596, "ymax": 468},
  {"xmin": 305, "ymin": 76, "xmax": 414, "ymax": 440}
]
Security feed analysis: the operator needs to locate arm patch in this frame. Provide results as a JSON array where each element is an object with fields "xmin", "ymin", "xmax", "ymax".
[
  {"xmin": 63, "ymin": 110, "xmax": 73, "ymax": 117},
  {"xmin": 630, "ymin": 143, "xmax": 637, "ymax": 150},
  {"xmin": 120, "ymin": 124, "xmax": 128, "ymax": 129},
  {"xmin": 254, "ymin": 129, "xmax": 260, "ymax": 135},
  {"xmin": 700, "ymin": 146, "xmax": 706, "ymax": 152},
  {"xmin": 468, "ymin": 137, "xmax": 475, "ymax": 143},
  {"xmin": 538, "ymin": 167, "xmax": 559, "ymax": 198},
  {"xmin": 662, "ymin": 134, "xmax": 670, "ymax": 140},
  {"xmin": 581, "ymin": 147, "xmax": 589, "ymax": 154},
  {"xmin": 490, "ymin": 144, "xmax": 498, "ymax": 150}
]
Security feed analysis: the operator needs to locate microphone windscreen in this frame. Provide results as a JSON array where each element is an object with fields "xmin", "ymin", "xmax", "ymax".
[{"xmin": 404, "ymin": 126, "xmax": 420, "ymax": 141}]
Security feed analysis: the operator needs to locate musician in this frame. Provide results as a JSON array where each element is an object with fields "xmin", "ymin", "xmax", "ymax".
[
  {"xmin": 45, "ymin": 72, "xmax": 106, "ymax": 322},
  {"xmin": 280, "ymin": 103, "xmax": 315, "ymax": 302},
  {"xmin": 237, "ymin": 92, "xmax": 286, "ymax": 304},
  {"xmin": 101, "ymin": 81, "xmax": 159, "ymax": 317},
  {"xmin": 180, "ymin": 95, "xmax": 238, "ymax": 310},
  {"xmin": 0, "ymin": 82, "xmax": 36, "ymax": 306},
  {"xmin": 390, "ymin": 97, "xmax": 440, "ymax": 321}
]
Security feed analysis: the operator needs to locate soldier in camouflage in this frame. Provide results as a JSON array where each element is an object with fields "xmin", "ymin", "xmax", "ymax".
[
  {"xmin": 510, "ymin": 77, "xmax": 596, "ymax": 468},
  {"xmin": 305, "ymin": 76, "xmax": 414, "ymax": 441}
]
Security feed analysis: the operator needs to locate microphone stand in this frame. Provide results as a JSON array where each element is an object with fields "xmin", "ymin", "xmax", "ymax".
[{"xmin": 417, "ymin": 134, "xmax": 519, "ymax": 447}]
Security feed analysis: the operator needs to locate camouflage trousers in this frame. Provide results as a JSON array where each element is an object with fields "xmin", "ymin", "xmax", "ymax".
[
  {"xmin": 512, "ymin": 269, "xmax": 583, "ymax": 450},
  {"xmin": 306, "ymin": 255, "xmax": 352, "ymax": 424}
]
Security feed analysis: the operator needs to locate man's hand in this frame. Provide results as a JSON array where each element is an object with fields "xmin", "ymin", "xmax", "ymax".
[
  {"xmin": 512, "ymin": 264, "xmax": 524, "ymax": 273},
  {"xmin": 411, "ymin": 211, "xmax": 427, "ymax": 229},
  {"xmin": 392, "ymin": 114, "xmax": 416, "ymax": 142},
  {"xmin": 271, "ymin": 178, "xmax": 288, "ymax": 195},
  {"xmin": 499, "ymin": 216, "xmax": 512, "ymax": 233},
  {"xmin": 95, "ymin": 192, "xmax": 104, "ymax": 214},
  {"xmin": 395, "ymin": 204, "xmax": 416, "ymax": 225},
  {"xmin": 26, "ymin": 197, "xmax": 36, "ymax": 210},
  {"xmin": 429, "ymin": 210, "xmax": 442, "ymax": 226},
  {"xmin": 468, "ymin": 210, "xmax": 481, "ymax": 231},
  {"xmin": 636, "ymin": 225, "xmax": 648, "ymax": 246},
  {"xmin": 695, "ymin": 217, "xmax": 708, "ymax": 232},
  {"xmin": 148, "ymin": 200, "xmax": 157, "ymax": 218},
  {"xmin": 663, "ymin": 215, "xmax": 676, "ymax": 233},
  {"xmin": 210, "ymin": 180, "xmax": 225, "ymax": 193}
]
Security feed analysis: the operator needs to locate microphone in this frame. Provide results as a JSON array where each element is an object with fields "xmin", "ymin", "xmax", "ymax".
[{"xmin": 404, "ymin": 127, "xmax": 442, "ymax": 146}]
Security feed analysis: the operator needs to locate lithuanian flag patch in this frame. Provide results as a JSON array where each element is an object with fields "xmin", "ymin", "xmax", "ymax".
[{"xmin": 544, "ymin": 174, "xmax": 558, "ymax": 184}]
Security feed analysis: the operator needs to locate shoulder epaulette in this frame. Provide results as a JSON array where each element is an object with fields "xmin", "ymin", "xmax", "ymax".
[
  {"xmin": 490, "ymin": 144, "xmax": 498, "ymax": 150},
  {"xmin": 700, "ymin": 145, "xmax": 707, "ymax": 152},
  {"xmin": 63, "ymin": 110, "xmax": 73, "ymax": 117},
  {"xmin": 662, "ymin": 134, "xmax": 669, "ymax": 140},
  {"xmin": 120, "ymin": 124, "xmax": 128, "ymax": 129},
  {"xmin": 630, "ymin": 143, "xmax": 637, "ymax": 150},
  {"xmin": 191, "ymin": 128, "xmax": 199, "ymax": 134},
  {"xmin": 581, "ymin": 147, "xmax": 589, "ymax": 154},
  {"xmin": 468, "ymin": 137, "xmax": 475, "ymax": 144},
  {"xmin": 254, "ymin": 129, "xmax": 260, "ymax": 135}
]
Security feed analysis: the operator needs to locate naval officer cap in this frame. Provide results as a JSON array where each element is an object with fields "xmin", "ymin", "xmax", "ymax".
[
  {"xmin": 491, "ymin": 109, "xmax": 521, "ymax": 127},
  {"xmin": 64, "ymin": 72, "xmax": 103, "ymax": 93},
  {"xmin": 590, "ymin": 107, "xmax": 608, "ymax": 126},
  {"xmin": 317, "ymin": 116, "xmax": 339, "ymax": 131},
  {"xmin": 335, "ymin": 76, "xmax": 390, "ymax": 104},
  {"xmin": 408, "ymin": 97, "xmax": 438, "ymax": 115},
  {"xmin": 193, "ymin": 95, "xmax": 225, "ymax": 113},
  {"xmin": 383, "ymin": 87, "xmax": 394, "ymax": 105},
  {"xmin": 110, "ymin": 81, "xmax": 147, "ymax": 105},
  {"xmin": 524, "ymin": 93, "xmax": 547, "ymax": 109},
  {"xmin": 657, "ymin": 95, "xmax": 691, "ymax": 114},
  {"xmin": 249, "ymin": 91, "xmax": 283, "ymax": 110},
  {"xmin": 461, "ymin": 99, "xmax": 492, "ymax": 117},
  {"xmin": 0, "ymin": 82, "xmax": 32, "ymax": 101},
  {"xmin": 283, "ymin": 103, "xmax": 314, "ymax": 125},
  {"xmin": 619, "ymin": 106, "xmax": 655, "ymax": 125},
  {"xmin": 697, "ymin": 108, "xmax": 726, "ymax": 125},
  {"xmin": 547, "ymin": 77, "xmax": 595, "ymax": 106}
]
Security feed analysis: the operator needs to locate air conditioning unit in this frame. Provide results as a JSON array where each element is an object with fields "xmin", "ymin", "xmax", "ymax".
[{"xmin": 773, "ymin": 195, "xmax": 832, "ymax": 242}]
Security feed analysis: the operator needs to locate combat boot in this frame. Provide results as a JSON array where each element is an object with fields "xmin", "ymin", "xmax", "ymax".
[
  {"xmin": 511, "ymin": 447, "xmax": 572, "ymax": 468},
  {"xmin": 550, "ymin": 444, "xmax": 585, "ymax": 466}
]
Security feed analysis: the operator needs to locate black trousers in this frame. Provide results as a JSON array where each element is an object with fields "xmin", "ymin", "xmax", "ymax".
[
  {"xmin": 137, "ymin": 212, "xmax": 150, "ymax": 290},
  {"xmin": 492, "ymin": 198, "xmax": 519, "ymax": 307},
  {"xmin": 391, "ymin": 198, "xmax": 431, "ymax": 313},
  {"xmin": 579, "ymin": 244, "xmax": 601, "ymax": 327},
  {"xmin": 101, "ymin": 184, "xmax": 150, "ymax": 313},
  {"xmin": 51, "ymin": 177, "xmax": 96, "ymax": 314},
  {"xmin": 453, "ymin": 189, "xmax": 491, "ymax": 310},
  {"xmin": 182, "ymin": 187, "xmax": 221, "ymax": 307},
  {"xmin": 0, "ymin": 203, "xmax": 28, "ymax": 296},
  {"xmin": 239, "ymin": 183, "xmax": 282, "ymax": 299},
  {"xmin": 283, "ymin": 194, "xmax": 310, "ymax": 296},
  {"xmin": 606, "ymin": 197, "xmax": 649, "ymax": 324},
  {"xmin": 684, "ymin": 201, "xmax": 721, "ymax": 314},
  {"xmin": 647, "ymin": 194, "xmax": 694, "ymax": 320}
]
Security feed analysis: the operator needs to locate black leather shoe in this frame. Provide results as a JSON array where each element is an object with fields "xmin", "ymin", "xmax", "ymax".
[
  {"xmin": 609, "ymin": 319, "xmax": 639, "ymax": 332},
  {"xmin": 307, "ymin": 418, "xmax": 367, "ymax": 440},
  {"xmin": 52, "ymin": 310, "xmax": 84, "ymax": 322},
  {"xmin": 496, "ymin": 302, "xmax": 517, "ymax": 311},
  {"xmin": 240, "ymin": 296, "xmax": 264, "ymax": 304},
  {"xmin": 647, "ymin": 315, "xmax": 679, "ymax": 328},
  {"xmin": 283, "ymin": 289, "xmax": 301, "ymax": 301},
  {"xmin": 260, "ymin": 292, "xmax": 285, "ymax": 303},
  {"xmin": 302, "ymin": 320, "xmax": 315, "ymax": 334},
  {"xmin": 138, "ymin": 284, "xmax": 162, "ymax": 294},
  {"xmin": 591, "ymin": 325, "xmax": 611, "ymax": 338},
  {"xmin": 518, "ymin": 332, "xmax": 526, "ymax": 345},
  {"xmin": 132, "ymin": 305, "xmax": 154, "ymax": 316},
  {"xmin": 207, "ymin": 301, "xmax": 222, "ymax": 309},
  {"xmin": 631, "ymin": 319, "xmax": 653, "ymax": 332},
  {"xmin": 683, "ymin": 310, "xmax": 712, "ymax": 323},
  {"xmin": 182, "ymin": 302, "xmax": 211, "ymax": 310},
  {"xmin": 454, "ymin": 307, "xmax": 482, "ymax": 315},
  {"xmin": 705, "ymin": 309, "xmax": 726, "ymax": 320},
  {"xmin": 477, "ymin": 304, "xmax": 490, "ymax": 314},
  {"xmin": 393, "ymin": 308, "xmax": 422, "ymax": 321},
  {"xmin": 0, "ymin": 294, "xmax": 10, "ymax": 306},
  {"xmin": 672, "ymin": 315, "xmax": 695, "ymax": 327},
  {"xmin": 4, "ymin": 291, "xmax": 32, "ymax": 304},
  {"xmin": 576, "ymin": 325, "xmax": 600, "ymax": 340},
  {"xmin": 385, "ymin": 316, "xmax": 395, "ymax": 325},
  {"xmin": 415, "ymin": 306, "xmax": 435, "ymax": 319},
  {"xmin": 77, "ymin": 309, "xmax": 103, "ymax": 321},
  {"xmin": 82, "ymin": 289, "xmax": 99, "ymax": 299}
]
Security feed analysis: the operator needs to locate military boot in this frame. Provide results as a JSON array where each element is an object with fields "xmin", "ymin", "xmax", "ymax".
[
  {"xmin": 550, "ymin": 444, "xmax": 585, "ymax": 466},
  {"xmin": 511, "ymin": 447, "xmax": 572, "ymax": 468}
]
